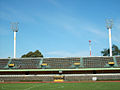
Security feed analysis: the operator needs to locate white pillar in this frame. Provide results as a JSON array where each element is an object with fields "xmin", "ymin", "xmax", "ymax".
[
  {"xmin": 89, "ymin": 40, "xmax": 91, "ymax": 56},
  {"xmin": 109, "ymin": 28, "xmax": 112, "ymax": 56},
  {"xmin": 14, "ymin": 31, "xmax": 16, "ymax": 58}
]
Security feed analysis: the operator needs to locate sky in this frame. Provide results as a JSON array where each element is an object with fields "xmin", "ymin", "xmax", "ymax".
[{"xmin": 0, "ymin": 0, "xmax": 120, "ymax": 58}]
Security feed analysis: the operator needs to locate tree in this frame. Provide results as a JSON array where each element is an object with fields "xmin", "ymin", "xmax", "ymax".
[
  {"xmin": 101, "ymin": 44, "xmax": 120, "ymax": 56},
  {"xmin": 21, "ymin": 50, "xmax": 43, "ymax": 58}
]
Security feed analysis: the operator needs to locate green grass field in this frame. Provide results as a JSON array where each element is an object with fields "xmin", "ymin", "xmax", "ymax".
[{"xmin": 0, "ymin": 82, "xmax": 120, "ymax": 90}]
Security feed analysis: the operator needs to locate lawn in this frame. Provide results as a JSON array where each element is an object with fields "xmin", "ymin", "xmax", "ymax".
[{"xmin": 0, "ymin": 82, "xmax": 120, "ymax": 90}]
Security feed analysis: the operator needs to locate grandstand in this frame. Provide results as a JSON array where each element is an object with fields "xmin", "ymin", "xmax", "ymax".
[
  {"xmin": 0, "ymin": 56, "xmax": 120, "ymax": 82},
  {"xmin": 0, "ymin": 56, "xmax": 120, "ymax": 69}
]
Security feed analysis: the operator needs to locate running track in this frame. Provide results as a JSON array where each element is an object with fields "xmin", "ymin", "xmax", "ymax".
[{"xmin": 1, "ymin": 81, "xmax": 120, "ymax": 84}]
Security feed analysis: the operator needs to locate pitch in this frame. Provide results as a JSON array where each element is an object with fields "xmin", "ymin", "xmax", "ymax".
[{"xmin": 0, "ymin": 82, "xmax": 120, "ymax": 90}]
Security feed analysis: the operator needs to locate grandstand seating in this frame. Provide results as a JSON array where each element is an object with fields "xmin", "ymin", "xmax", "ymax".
[
  {"xmin": 9, "ymin": 58, "xmax": 42, "ymax": 69},
  {"xmin": 0, "ymin": 59, "xmax": 9, "ymax": 69},
  {"xmin": 83, "ymin": 57, "xmax": 114, "ymax": 68},
  {"xmin": 42, "ymin": 58, "xmax": 81, "ymax": 69},
  {"xmin": 0, "ymin": 56, "xmax": 120, "ymax": 82},
  {"xmin": 116, "ymin": 56, "xmax": 120, "ymax": 66},
  {"xmin": 64, "ymin": 74, "xmax": 120, "ymax": 81},
  {"xmin": 0, "ymin": 56, "xmax": 120, "ymax": 69},
  {"xmin": 1, "ymin": 74, "xmax": 120, "ymax": 82},
  {"xmin": 0, "ymin": 75, "xmax": 54, "ymax": 82}
]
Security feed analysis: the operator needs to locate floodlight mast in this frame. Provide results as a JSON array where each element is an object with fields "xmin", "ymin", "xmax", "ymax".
[
  {"xmin": 11, "ymin": 22, "xmax": 18, "ymax": 58},
  {"xmin": 106, "ymin": 19, "xmax": 113, "ymax": 56},
  {"xmin": 89, "ymin": 40, "xmax": 91, "ymax": 56}
]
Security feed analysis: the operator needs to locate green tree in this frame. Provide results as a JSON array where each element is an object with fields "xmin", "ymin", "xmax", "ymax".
[
  {"xmin": 101, "ymin": 44, "xmax": 120, "ymax": 56},
  {"xmin": 21, "ymin": 50, "xmax": 43, "ymax": 58}
]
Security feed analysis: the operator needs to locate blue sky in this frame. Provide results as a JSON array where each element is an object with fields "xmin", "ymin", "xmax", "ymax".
[{"xmin": 0, "ymin": 0, "xmax": 120, "ymax": 58}]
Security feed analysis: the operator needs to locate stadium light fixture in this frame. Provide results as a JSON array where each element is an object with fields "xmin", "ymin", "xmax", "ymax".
[
  {"xmin": 11, "ymin": 22, "xmax": 19, "ymax": 58},
  {"xmin": 106, "ymin": 19, "xmax": 113, "ymax": 56}
]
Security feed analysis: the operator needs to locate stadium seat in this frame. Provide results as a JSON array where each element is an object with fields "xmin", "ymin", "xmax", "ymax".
[
  {"xmin": 8, "ymin": 64, "xmax": 15, "ymax": 67},
  {"xmin": 41, "ymin": 63, "xmax": 48, "ymax": 66},
  {"xmin": 74, "ymin": 63, "xmax": 80, "ymax": 65},
  {"xmin": 108, "ymin": 62, "xmax": 114, "ymax": 67},
  {"xmin": 72, "ymin": 62, "xmax": 81, "ymax": 69},
  {"xmin": 41, "ymin": 63, "xmax": 48, "ymax": 69},
  {"xmin": 108, "ymin": 62, "xmax": 114, "ymax": 65},
  {"xmin": 54, "ymin": 75, "xmax": 64, "ymax": 82},
  {"xmin": 54, "ymin": 79, "xmax": 64, "ymax": 82}
]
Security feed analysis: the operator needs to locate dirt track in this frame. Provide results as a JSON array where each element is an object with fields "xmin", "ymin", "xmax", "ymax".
[{"xmin": 1, "ymin": 81, "xmax": 120, "ymax": 84}]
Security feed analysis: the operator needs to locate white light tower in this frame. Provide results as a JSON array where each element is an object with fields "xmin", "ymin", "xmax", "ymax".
[
  {"xmin": 106, "ymin": 19, "xmax": 113, "ymax": 56},
  {"xmin": 89, "ymin": 40, "xmax": 91, "ymax": 56},
  {"xmin": 11, "ymin": 22, "xmax": 18, "ymax": 58}
]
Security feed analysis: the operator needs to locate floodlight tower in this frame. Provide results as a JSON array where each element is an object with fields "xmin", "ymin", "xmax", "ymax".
[
  {"xmin": 106, "ymin": 19, "xmax": 113, "ymax": 56},
  {"xmin": 89, "ymin": 40, "xmax": 91, "ymax": 56},
  {"xmin": 11, "ymin": 22, "xmax": 18, "ymax": 58}
]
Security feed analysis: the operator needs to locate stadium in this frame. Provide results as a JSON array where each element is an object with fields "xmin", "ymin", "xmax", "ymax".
[
  {"xmin": 1, "ymin": 0, "xmax": 120, "ymax": 90},
  {"xmin": 1, "ymin": 20, "xmax": 120, "ymax": 89},
  {"xmin": 0, "ymin": 56, "xmax": 120, "ymax": 81},
  {"xmin": 0, "ymin": 56, "xmax": 120, "ymax": 89}
]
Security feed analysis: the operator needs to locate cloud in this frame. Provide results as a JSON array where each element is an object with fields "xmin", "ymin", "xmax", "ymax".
[
  {"xmin": 62, "ymin": 18, "xmax": 108, "ymax": 39},
  {"xmin": 112, "ymin": 35, "xmax": 120, "ymax": 44},
  {"xmin": 0, "ymin": 6, "xmax": 38, "ymax": 24},
  {"xmin": 46, "ymin": 51, "xmax": 89, "ymax": 57},
  {"xmin": 0, "ymin": 27, "xmax": 10, "ymax": 36},
  {"xmin": 115, "ymin": 24, "xmax": 120, "ymax": 30},
  {"xmin": 48, "ymin": 0, "xmax": 62, "ymax": 8},
  {"xmin": 36, "ymin": 10, "xmax": 108, "ymax": 39},
  {"xmin": 112, "ymin": 19, "xmax": 120, "ymax": 43},
  {"xmin": 84, "ymin": 26, "xmax": 107, "ymax": 38},
  {"xmin": 114, "ymin": 19, "xmax": 120, "ymax": 30}
]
